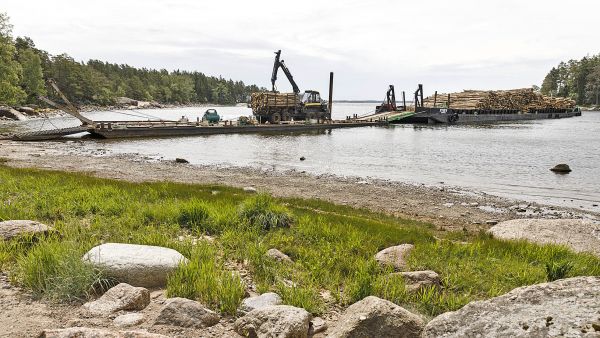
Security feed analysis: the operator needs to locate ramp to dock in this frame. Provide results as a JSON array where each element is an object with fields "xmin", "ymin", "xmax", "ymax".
[
  {"xmin": 11, "ymin": 126, "xmax": 90, "ymax": 141},
  {"xmin": 359, "ymin": 111, "xmax": 418, "ymax": 123}
]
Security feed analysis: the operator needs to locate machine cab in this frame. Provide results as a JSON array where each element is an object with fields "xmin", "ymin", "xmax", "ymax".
[{"xmin": 302, "ymin": 90, "xmax": 322, "ymax": 104}]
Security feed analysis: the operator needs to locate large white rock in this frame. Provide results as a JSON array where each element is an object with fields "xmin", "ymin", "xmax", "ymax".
[
  {"xmin": 374, "ymin": 244, "xmax": 414, "ymax": 271},
  {"xmin": 234, "ymin": 305, "xmax": 312, "ymax": 338},
  {"xmin": 239, "ymin": 292, "xmax": 283, "ymax": 315},
  {"xmin": 0, "ymin": 220, "xmax": 53, "ymax": 240},
  {"xmin": 327, "ymin": 296, "xmax": 424, "ymax": 338},
  {"xmin": 83, "ymin": 283, "xmax": 150, "ymax": 316},
  {"xmin": 83, "ymin": 243, "xmax": 188, "ymax": 288},
  {"xmin": 488, "ymin": 219, "xmax": 600, "ymax": 257},
  {"xmin": 423, "ymin": 276, "xmax": 600, "ymax": 337}
]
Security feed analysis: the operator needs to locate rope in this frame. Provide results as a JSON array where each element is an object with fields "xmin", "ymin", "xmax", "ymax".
[
  {"xmin": 104, "ymin": 110, "xmax": 163, "ymax": 120},
  {"xmin": 121, "ymin": 108, "xmax": 169, "ymax": 120}
]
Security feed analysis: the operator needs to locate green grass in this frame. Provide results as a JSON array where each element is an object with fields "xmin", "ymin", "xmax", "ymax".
[{"xmin": 0, "ymin": 165, "xmax": 599, "ymax": 317}]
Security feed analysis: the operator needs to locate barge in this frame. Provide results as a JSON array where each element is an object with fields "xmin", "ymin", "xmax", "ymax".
[
  {"xmin": 86, "ymin": 120, "xmax": 385, "ymax": 139},
  {"xmin": 383, "ymin": 84, "xmax": 581, "ymax": 125},
  {"xmin": 10, "ymin": 120, "xmax": 387, "ymax": 141},
  {"xmin": 389, "ymin": 107, "xmax": 582, "ymax": 124}
]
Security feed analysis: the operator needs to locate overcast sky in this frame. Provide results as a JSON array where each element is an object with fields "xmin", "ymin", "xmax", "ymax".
[{"xmin": 3, "ymin": 0, "xmax": 598, "ymax": 100}]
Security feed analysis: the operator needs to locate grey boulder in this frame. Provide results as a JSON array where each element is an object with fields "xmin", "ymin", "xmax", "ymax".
[
  {"xmin": 0, "ymin": 220, "xmax": 53, "ymax": 240},
  {"xmin": 234, "ymin": 305, "xmax": 312, "ymax": 338},
  {"xmin": 83, "ymin": 243, "xmax": 188, "ymax": 287},
  {"xmin": 327, "ymin": 296, "xmax": 424, "ymax": 338},
  {"xmin": 374, "ymin": 244, "xmax": 414, "ymax": 271},
  {"xmin": 39, "ymin": 327, "xmax": 168, "ymax": 338},
  {"xmin": 239, "ymin": 292, "xmax": 283, "ymax": 315},
  {"xmin": 309, "ymin": 317, "xmax": 327, "ymax": 335},
  {"xmin": 0, "ymin": 106, "xmax": 27, "ymax": 121},
  {"xmin": 488, "ymin": 218, "xmax": 600, "ymax": 257},
  {"xmin": 266, "ymin": 248, "xmax": 293, "ymax": 263},
  {"xmin": 395, "ymin": 270, "xmax": 441, "ymax": 292},
  {"xmin": 243, "ymin": 187, "xmax": 258, "ymax": 193},
  {"xmin": 17, "ymin": 106, "xmax": 36, "ymax": 115},
  {"xmin": 422, "ymin": 276, "xmax": 600, "ymax": 337},
  {"xmin": 83, "ymin": 283, "xmax": 150, "ymax": 316},
  {"xmin": 154, "ymin": 297, "xmax": 219, "ymax": 329},
  {"xmin": 550, "ymin": 163, "xmax": 572, "ymax": 173},
  {"xmin": 114, "ymin": 313, "xmax": 145, "ymax": 327}
]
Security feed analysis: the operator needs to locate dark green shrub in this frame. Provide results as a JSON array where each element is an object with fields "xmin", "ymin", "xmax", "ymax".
[{"xmin": 238, "ymin": 194, "xmax": 293, "ymax": 230}]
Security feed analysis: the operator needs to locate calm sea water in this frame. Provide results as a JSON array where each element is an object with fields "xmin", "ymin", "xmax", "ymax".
[{"xmin": 4, "ymin": 103, "xmax": 600, "ymax": 210}]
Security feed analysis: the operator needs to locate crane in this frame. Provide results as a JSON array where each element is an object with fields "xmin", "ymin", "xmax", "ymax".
[
  {"xmin": 271, "ymin": 50, "xmax": 300, "ymax": 94},
  {"xmin": 38, "ymin": 79, "xmax": 93, "ymax": 125},
  {"xmin": 376, "ymin": 85, "xmax": 406, "ymax": 113}
]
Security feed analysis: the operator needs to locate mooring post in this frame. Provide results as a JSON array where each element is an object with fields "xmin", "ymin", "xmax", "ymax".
[
  {"xmin": 328, "ymin": 72, "xmax": 334, "ymax": 123},
  {"xmin": 402, "ymin": 91, "xmax": 406, "ymax": 110}
]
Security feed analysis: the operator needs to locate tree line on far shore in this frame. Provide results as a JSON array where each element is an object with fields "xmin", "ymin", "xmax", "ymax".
[
  {"xmin": 541, "ymin": 54, "xmax": 600, "ymax": 106},
  {"xmin": 0, "ymin": 13, "xmax": 262, "ymax": 107}
]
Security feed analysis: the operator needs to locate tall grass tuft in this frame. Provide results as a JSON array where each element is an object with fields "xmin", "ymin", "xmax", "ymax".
[
  {"xmin": 15, "ymin": 240, "xmax": 108, "ymax": 302},
  {"xmin": 178, "ymin": 199, "xmax": 211, "ymax": 229},
  {"xmin": 166, "ymin": 243, "xmax": 245, "ymax": 315},
  {"xmin": 545, "ymin": 261, "xmax": 573, "ymax": 281},
  {"xmin": 239, "ymin": 194, "xmax": 294, "ymax": 231}
]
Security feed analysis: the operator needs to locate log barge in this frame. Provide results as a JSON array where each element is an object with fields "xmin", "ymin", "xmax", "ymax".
[
  {"xmin": 390, "ymin": 107, "xmax": 581, "ymax": 124},
  {"xmin": 373, "ymin": 85, "xmax": 582, "ymax": 125}
]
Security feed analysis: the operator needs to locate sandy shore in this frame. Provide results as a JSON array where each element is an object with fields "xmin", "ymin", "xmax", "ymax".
[{"xmin": 1, "ymin": 139, "xmax": 597, "ymax": 231}]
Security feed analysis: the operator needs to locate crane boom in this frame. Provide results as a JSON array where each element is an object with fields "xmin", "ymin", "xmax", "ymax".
[
  {"xmin": 271, "ymin": 50, "xmax": 300, "ymax": 94},
  {"xmin": 42, "ymin": 79, "xmax": 93, "ymax": 125}
]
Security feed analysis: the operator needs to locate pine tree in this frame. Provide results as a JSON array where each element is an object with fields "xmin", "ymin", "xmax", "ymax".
[
  {"xmin": 0, "ymin": 13, "xmax": 26, "ymax": 105},
  {"xmin": 18, "ymin": 48, "xmax": 46, "ymax": 102}
]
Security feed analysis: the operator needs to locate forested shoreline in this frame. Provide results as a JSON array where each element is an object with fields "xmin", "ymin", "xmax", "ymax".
[
  {"xmin": 541, "ymin": 54, "xmax": 600, "ymax": 107},
  {"xmin": 0, "ymin": 13, "xmax": 262, "ymax": 107}
]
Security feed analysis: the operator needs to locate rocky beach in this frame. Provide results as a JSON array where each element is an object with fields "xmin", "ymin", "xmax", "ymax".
[{"xmin": 1, "ymin": 138, "xmax": 599, "ymax": 337}]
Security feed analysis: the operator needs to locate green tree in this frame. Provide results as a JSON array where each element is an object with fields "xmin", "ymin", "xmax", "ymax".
[
  {"xmin": 211, "ymin": 82, "xmax": 231, "ymax": 104},
  {"xmin": 18, "ymin": 48, "xmax": 46, "ymax": 102},
  {"xmin": 0, "ymin": 13, "xmax": 26, "ymax": 105},
  {"xmin": 585, "ymin": 66, "xmax": 600, "ymax": 106},
  {"xmin": 541, "ymin": 67, "xmax": 559, "ymax": 96}
]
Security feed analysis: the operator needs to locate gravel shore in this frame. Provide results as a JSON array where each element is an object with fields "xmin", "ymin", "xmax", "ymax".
[{"xmin": 1, "ymin": 139, "xmax": 597, "ymax": 231}]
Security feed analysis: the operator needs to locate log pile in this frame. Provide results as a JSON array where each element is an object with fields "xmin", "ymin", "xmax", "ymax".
[
  {"xmin": 250, "ymin": 92, "xmax": 299, "ymax": 111},
  {"xmin": 424, "ymin": 89, "xmax": 576, "ymax": 111}
]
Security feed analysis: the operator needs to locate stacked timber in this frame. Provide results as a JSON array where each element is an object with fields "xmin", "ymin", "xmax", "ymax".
[
  {"xmin": 424, "ymin": 89, "xmax": 575, "ymax": 111},
  {"xmin": 250, "ymin": 92, "xmax": 299, "ymax": 111}
]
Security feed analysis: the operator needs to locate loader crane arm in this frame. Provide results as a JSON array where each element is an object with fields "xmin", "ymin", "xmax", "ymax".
[{"xmin": 271, "ymin": 50, "xmax": 300, "ymax": 95}]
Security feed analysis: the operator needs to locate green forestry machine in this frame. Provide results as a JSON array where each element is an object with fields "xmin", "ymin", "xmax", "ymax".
[{"xmin": 250, "ymin": 50, "xmax": 329, "ymax": 123}]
